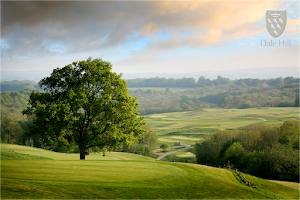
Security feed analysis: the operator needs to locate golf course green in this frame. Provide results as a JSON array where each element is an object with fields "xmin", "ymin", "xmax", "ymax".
[{"xmin": 1, "ymin": 143, "xmax": 298, "ymax": 199}]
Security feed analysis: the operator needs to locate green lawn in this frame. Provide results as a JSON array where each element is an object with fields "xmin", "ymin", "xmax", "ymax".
[
  {"xmin": 268, "ymin": 180, "xmax": 300, "ymax": 190},
  {"xmin": 145, "ymin": 107, "xmax": 299, "ymax": 146},
  {"xmin": 1, "ymin": 144, "xmax": 299, "ymax": 199}
]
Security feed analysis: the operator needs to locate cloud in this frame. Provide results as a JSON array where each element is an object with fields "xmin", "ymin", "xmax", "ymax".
[
  {"xmin": 285, "ymin": 19, "xmax": 300, "ymax": 36},
  {"xmin": 139, "ymin": 1, "xmax": 282, "ymax": 50},
  {"xmin": 2, "ymin": 0, "xmax": 297, "ymax": 72},
  {"xmin": 1, "ymin": 1, "xmax": 131, "ymax": 59}
]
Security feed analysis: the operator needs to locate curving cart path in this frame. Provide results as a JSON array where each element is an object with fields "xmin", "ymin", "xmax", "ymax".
[
  {"xmin": 239, "ymin": 117, "xmax": 267, "ymax": 121},
  {"xmin": 156, "ymin": 145, "xmax": 191, "ymax": 160}
]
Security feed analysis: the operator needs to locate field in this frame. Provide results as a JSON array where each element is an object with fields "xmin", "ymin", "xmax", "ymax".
[
  {"xmin": 145, "ymin": 107, "xmax": 299, "ymax": 146},
  {"xmin": 1, "ymin": 143, "xmax": 299, "ymax": 199}
]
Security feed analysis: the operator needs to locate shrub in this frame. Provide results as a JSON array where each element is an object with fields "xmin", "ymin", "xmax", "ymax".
[{"xmin": 160, "ymin": 143, "xmax": 170, "ymax": 152}]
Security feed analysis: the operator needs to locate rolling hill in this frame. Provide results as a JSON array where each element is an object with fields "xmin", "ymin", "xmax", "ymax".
[{"xmin": 1, "ymin": 144, "xmax": 298, "ymax": 199}]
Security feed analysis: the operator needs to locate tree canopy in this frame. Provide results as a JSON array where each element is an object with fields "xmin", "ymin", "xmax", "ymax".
[{"xmin": 22, "ymin": 57, "xmax": 147, "ymax": 159}]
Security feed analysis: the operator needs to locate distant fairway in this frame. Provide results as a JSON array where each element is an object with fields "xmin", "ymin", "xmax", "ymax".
[
  {"xmin": 145, "ymin": 107, "xmax": 299, "ymax": 145},
  {"xmin": 1, "ymin": 144, "xmax": 299, "ymax": 199}
]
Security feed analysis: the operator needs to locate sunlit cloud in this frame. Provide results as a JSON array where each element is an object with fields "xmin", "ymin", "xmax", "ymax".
[{"xmin": 1, "ymin": 1, "xmax": 299, "ymax": 74}]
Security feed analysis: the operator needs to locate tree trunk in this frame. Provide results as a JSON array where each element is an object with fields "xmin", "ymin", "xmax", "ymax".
[{"xmin": 80, "ymin": 149, "xmax": 86, "ymax": 160}]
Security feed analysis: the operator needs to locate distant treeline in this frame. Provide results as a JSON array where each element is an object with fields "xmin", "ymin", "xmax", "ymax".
[
  {"xmin": 2, "ymin": 77, "xmax": 299, "ymax": 92},
  {"xmin": 194, "ymin": 120, "xmax": 299, "ymax": 182},
  {"xmin": 128, "ymin": 80, "xmax": 299, "ymax": 115},
  {"xmin": 126, "ymin": 76, "xmax": 299, "ymax": 88},
  {"xmin": 1, "ymin": 80, "xmax": 40, "ymax": 92}
]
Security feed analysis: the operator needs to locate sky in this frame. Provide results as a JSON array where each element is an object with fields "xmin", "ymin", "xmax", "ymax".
[{"xmin": 1, "ymin": 0, "xmax": 299, "ymax": 76}]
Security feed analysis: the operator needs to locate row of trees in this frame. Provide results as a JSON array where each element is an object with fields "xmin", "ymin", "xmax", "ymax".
[
  {"xmin": 126, "ymin": 76, "xmax": 299, "ymax": 88},
  {"xmin": 128, "ymin": 82, "xmax": 298, "ymax": 115},
  {"xmin": 194, "ymin": 120, "xmax": 299, "ymax": 182}
]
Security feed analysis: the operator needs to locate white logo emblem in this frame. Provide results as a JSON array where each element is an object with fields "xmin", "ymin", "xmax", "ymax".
[{"xmin": 266, "ymin": 10, "xmax": 287, "ymax": 38}]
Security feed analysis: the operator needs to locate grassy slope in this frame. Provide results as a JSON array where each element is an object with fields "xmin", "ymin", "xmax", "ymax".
[
  {"xmin": 1, "ymin": 144, "xmax": 298, "ymax": 199},
  {"xmin": 268, "ymin": 180, "xmax": 300, "ymax": 190},
  {"xmin": 145, "ymin": 107, "xmax": 299, "ymax": 145},
  {"xmin": 1, "ymin": 143, "xmax": 153, "ymax": 161}
]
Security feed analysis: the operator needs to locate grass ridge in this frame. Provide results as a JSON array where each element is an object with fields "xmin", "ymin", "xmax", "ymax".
[{"xmin": 1, "ymin": 143, "xmax": 299, "ymax": 199}]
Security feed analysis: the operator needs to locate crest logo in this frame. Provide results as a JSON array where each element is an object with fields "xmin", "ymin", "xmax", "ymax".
[{"xmin": 266, "ymin": 10, "xmax": 287, "ymax": 38}]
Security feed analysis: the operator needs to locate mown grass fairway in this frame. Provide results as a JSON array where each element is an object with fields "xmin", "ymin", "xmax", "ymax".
[
  {"xmin": 145, "ymin": 107, "xmax": 299, "ymax": 145},
  {"xmin": 1, "ymin": 144, "xmax": 299, "ymax": 199},
  {"xmin": 268, "ymin": 180, "xmax": 300, "ymax": 190}
]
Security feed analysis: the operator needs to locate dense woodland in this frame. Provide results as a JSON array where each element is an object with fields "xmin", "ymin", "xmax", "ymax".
[
  {"xmin": 194, "ymin": 120, "xmax": 299, "ymax": 182},
  {"xmin": 126, "ymin": 76, "xmax": 299, "ymax": 88}
]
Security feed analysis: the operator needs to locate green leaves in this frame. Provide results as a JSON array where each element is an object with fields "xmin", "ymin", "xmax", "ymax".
[{"xmin": 23, "ymin": 57, "xmax": 146, "ymax": 159}]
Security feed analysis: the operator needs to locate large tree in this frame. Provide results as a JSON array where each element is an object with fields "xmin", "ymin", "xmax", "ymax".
[{"xmin": 22, "ymin": 57, "xmax": 147, "ymax": 159}]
